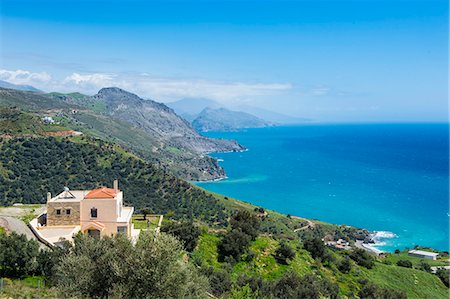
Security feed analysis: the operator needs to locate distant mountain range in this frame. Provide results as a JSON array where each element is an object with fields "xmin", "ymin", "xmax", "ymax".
[
  {"xmin": 0, "ymin": 80, "xmax": 43, "ymax": 93},
  {"xmin": 166, "ymin": 97, "xmax": 309, "ymax": 129},
  {"xmin": 193, "ymin": 107, "xmax": 271, "ymax": 132}
]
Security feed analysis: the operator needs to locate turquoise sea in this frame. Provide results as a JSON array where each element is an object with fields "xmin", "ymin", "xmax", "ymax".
[{"xmin": 198, "ymin": 124, "xmax": 449, "ymax": 252}]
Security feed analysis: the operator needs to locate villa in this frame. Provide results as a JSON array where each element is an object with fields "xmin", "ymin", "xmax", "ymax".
[{"xmin": 30, "ymin": 180, "xmax": 139, "ymax": 246}]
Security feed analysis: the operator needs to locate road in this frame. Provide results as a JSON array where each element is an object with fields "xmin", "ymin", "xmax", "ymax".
[{"xmin": 0, "ymin": 215, "xmax": 48, "ymax": 249}]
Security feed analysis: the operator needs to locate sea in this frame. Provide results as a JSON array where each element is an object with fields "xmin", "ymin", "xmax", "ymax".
[{"xmin": 197, "ymin": 123, "xmax": 449, "ymax": 252}]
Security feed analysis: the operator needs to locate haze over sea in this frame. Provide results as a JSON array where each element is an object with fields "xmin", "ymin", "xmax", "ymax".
[{"xmin": 198, "ymin": 124, "xmax": 449, "ymax": 252}]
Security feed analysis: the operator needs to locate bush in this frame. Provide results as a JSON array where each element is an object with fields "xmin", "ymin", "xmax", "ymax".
[
  {"xmin": 349, "ymin": 248, "xmax": 375, "ymax": 269},
  {"xmin": 359, "ymin": 282, "xmax": 407, "ymax": 299},
  {"xmin": 217, "ymin": 229, "xmax": 252, "ymax": 262},
  {"xmin": 207, "ymin": 269, "xmax": 232, "ymax": 297},
  {"xmin": 303, "ymin": 237, "xmax": 333, "ymax": 263},
  {"xmin": 161, "ymin": 221, "xmax": 201, "ymax": 252},
  {"xmin": 271, "ymin": 271, "xmax": 339, "ymax": 299},
  {"xmin": 418, "ymin": 260, "xmax": 431, "ymax": 273},
  {"xmin": 230, "ymin": 210, "xmax": 260, "ymax": 240},
  {"xmin": 338, "ymin": 257, "xmax": 352, "ymax": 273},
  {"xmin": 396, "ymin": 259, "xmax": 413, "ymax": 268},
  {"xmin": 436, "ymin": 268, "xmax": 450, "ymax": 287},
  {"xmin": 274, "ymin": 242, "xmax": 296, "ymax": 264},
  {"xmin": 0, "ymin": 232, "xmax": 39, "ymax": 277}
]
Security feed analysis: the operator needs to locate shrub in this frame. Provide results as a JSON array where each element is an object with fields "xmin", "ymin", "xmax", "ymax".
[
  {"xmin": 0, "ymin": 232, "xmax": 39, "ymax": 277},
  {"xmin": 349, "ymin": 248, "xmax": 375, "ymax": 269},
  {"xmin": 271, "ymin": 272, "xmax": 339, "ymax": 299},
  {"xmin": 275, "ymin": 242, "xmax": 296, "ymax": 264},
  {"xmin": 207, "ymin": 269, "xmax": 232, "ymax": 297},
  {"xmin": 338, "ymin": 257, "xmax": 352, "ymax": 273},
  {"xmin": 396, "ymin": 259, "xmax": 413, "ymax": 268},
  {"xmin": 161, "ymin": 221, "xmax": 201, "ymax": 252},
  {"xmin": 436, "ymin": 268, "xmax": 450, "ymax": 287},
  {"xmin": 230, "ymin": 210, "xmax": 260, "ymax": 240},
  {"xmin": 217, "ymin": 229, "xmax": 252, "ymax": 262},
  {"xmin": 418, "ymin": 260, "xmax": 431, "ymax": 273},
  {"xmin": 359, "ymin": 282, "xmax": 407, "ymax": 299}
]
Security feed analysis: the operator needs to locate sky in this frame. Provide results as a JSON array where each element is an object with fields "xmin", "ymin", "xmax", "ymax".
[{"xmin": 0, "ymin": 0, "xmax": 448, "ymax": 122}]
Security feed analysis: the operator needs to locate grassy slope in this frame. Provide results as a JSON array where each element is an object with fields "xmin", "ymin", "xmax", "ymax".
[
  {"xmin": 383, "ymin": 250, "xmax": 449, "ymax": 267},
  {"xmin": 192, "ymin": 232, "xmax": 448, "ymax": 298},
  {"xmin": 364, "ymin": 263, "xmax": 448, "ymax": 299}
]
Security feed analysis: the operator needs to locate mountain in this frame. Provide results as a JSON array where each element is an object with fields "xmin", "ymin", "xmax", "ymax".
[
  {"xmin": 0, "ymin": 87, "xmax": 245, "ymax": 180},
  {"xmin": 235, "ymin": 105, "xmax": 310, "ymax": 124},
  {"xmin": 192, "ymin": 107, "xmax": 272, "ymax": 132},
  {"xmin": 90, "ymin": 88, "xmax": 243, "ymax": 153},
  {"xmin": 166, "ymin": 97, "xmax": 222, "ymax": 122},
  {"xmin": 0, "ymin": 80, "xmax": 42, "ymax": 93},
  {"xmin": 166, "ymin": 97, "xmax": 309, "ymax": 125}
]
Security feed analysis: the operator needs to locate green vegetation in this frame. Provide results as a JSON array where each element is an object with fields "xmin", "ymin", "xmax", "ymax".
[
  {"xmin": 364, "ymin": 263, "xmax": 448, "ymax": 298},
  {"xmin": 132, "ymin": 214, "xmax": 160, "ymax": 230},
  {"xmin": 161, "ymin": 221, "xmax": 202, "ymax": 252},
  {"xmin": 384, "ymin": 249, "xmax": 449, "ymax": 267}
]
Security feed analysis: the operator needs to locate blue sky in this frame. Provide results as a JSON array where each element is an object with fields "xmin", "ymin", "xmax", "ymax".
[{"xmin": 0, "ymin": 0, "xmax": 448, "ymax": 122}]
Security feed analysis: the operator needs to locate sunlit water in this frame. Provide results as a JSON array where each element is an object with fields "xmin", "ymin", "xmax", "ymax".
[{"xmin": 197, "ymin": 124, "xmax": 449, "ymax": 252}]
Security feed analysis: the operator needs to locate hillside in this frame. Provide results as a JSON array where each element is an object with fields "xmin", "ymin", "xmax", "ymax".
[
  {"xmin": 192, "ymin": 107, "xmax": 272, "ymax": 132},
  {"xmin": 0, "ymin": 136, "xmax": 228, "ymax": 224},
  {"xmin": 0, "ymin": 87, "xmax": 245, "ymax": 180}
]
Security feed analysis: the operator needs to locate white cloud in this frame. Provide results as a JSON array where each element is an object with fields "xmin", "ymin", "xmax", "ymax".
[
  {"xmin": 0, "ymin": 69, "xmax": 51, "ymax": 85},
  {"xmin": 0, "ymin": 68, "xmax": 292, "ymax": 103}
]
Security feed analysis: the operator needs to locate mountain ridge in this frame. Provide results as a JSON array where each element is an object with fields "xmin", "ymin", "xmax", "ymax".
[{"xmin": 192, "ymin": 107, "xmax": 272, "ymax": 132}]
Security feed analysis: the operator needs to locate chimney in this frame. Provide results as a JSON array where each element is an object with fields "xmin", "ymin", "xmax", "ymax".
[
  {"xmin": 113, "ymin": 179, "xmax": 119, "ymax": 193},
  {"xmin": 47, "ymin": 192, "xmax": 52, "ymax": 202}
]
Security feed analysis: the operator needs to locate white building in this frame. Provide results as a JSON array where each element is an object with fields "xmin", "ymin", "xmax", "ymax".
[{"xmin": 408, "ymin": 250, "xmax": 439, "ymax": 260}]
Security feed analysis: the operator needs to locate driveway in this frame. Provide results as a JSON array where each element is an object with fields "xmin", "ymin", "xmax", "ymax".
[{"xmin": 0, "ymin": 215, "xmax": 48, "ymax": 249}]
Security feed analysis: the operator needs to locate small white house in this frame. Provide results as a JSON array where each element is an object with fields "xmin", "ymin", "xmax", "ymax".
[
  {"xmin": 42, "ymin": 116, "xmax": 55, "ymax": 124},
  {"xmin": 408, "ymin": 250, "xmax": 439, "ymax": 260}
]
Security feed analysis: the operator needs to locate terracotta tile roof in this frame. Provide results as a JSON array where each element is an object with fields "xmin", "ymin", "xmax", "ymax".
[{"xmin": 84, "ymin": 187, "xmax": 118, "ymax": 199}]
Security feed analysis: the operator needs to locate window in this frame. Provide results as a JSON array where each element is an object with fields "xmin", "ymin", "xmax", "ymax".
[
  {"xmin": 90, "ymin": 207, "xmax": 97, "ymax": 218},
  {"xmin": 66, "ymin": 209, "xmax": 71, "ymax": 215},
  {"xmin": 117, "ymin": 226, "xmax": 127, "ymax": 235},
  {"xmin": 56, "ymin": 209, "xmax": 61, "ymax": 216}
]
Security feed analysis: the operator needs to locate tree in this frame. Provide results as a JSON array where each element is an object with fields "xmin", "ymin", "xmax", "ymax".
[
  {"xmin": 303, "ymin": 237, "xmax": 330, "ymax": 262},
  {"xmin": 230, "ymin": 210, "xmax": 260, "ymax": 240},
  {"xmin": 55, "ymin": 232, "xmax": 209, "ymax": 298},
  {"xmin": 349, "ymin": 248, "xmax": 375, "ymax": 269},
  {"xmin": 207, "ymin": 269, "xmax": 232, "ymax": 297},
  {"xmin": 0, "ymin": 232, "xmax": 39, "ymax": 277},
  {"xmin": 338, "ymin": 257, "xmax": 352, "ymax": 273},
  {"xmin": 359, "ymin": 282, "xmax": 407, "ymax": 299},
  {"xmin": 55, "ymin": 234, "xmax": 130, "ymax": 298},
  {"xmin": 275, "ymin": 242, "xmax": 296, "ymax": 264},
  {"xmin": 161, "ymin": 221, "xmax": 202, "ymax": 252},
  {"xmin": 119, "ymin": 232, "xmax": 209, "ymax": 298},
  {"xmin": 271, "ymin": 272, "xmax": 339, "ymax": 299},
  {"xmin": 396, "ymin": 260, "xmax": 413, "ymax": 268},
  {"xmin": 140, "ymin": 208, "xmax": 152, "ymax": 220},
  {"xmin": 218, "ymin": 229, "xmax": 252, "ymax": 262},
  {"xmin": 435, "ymin": 268, "xmax": 449, "ymax": 287}
]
